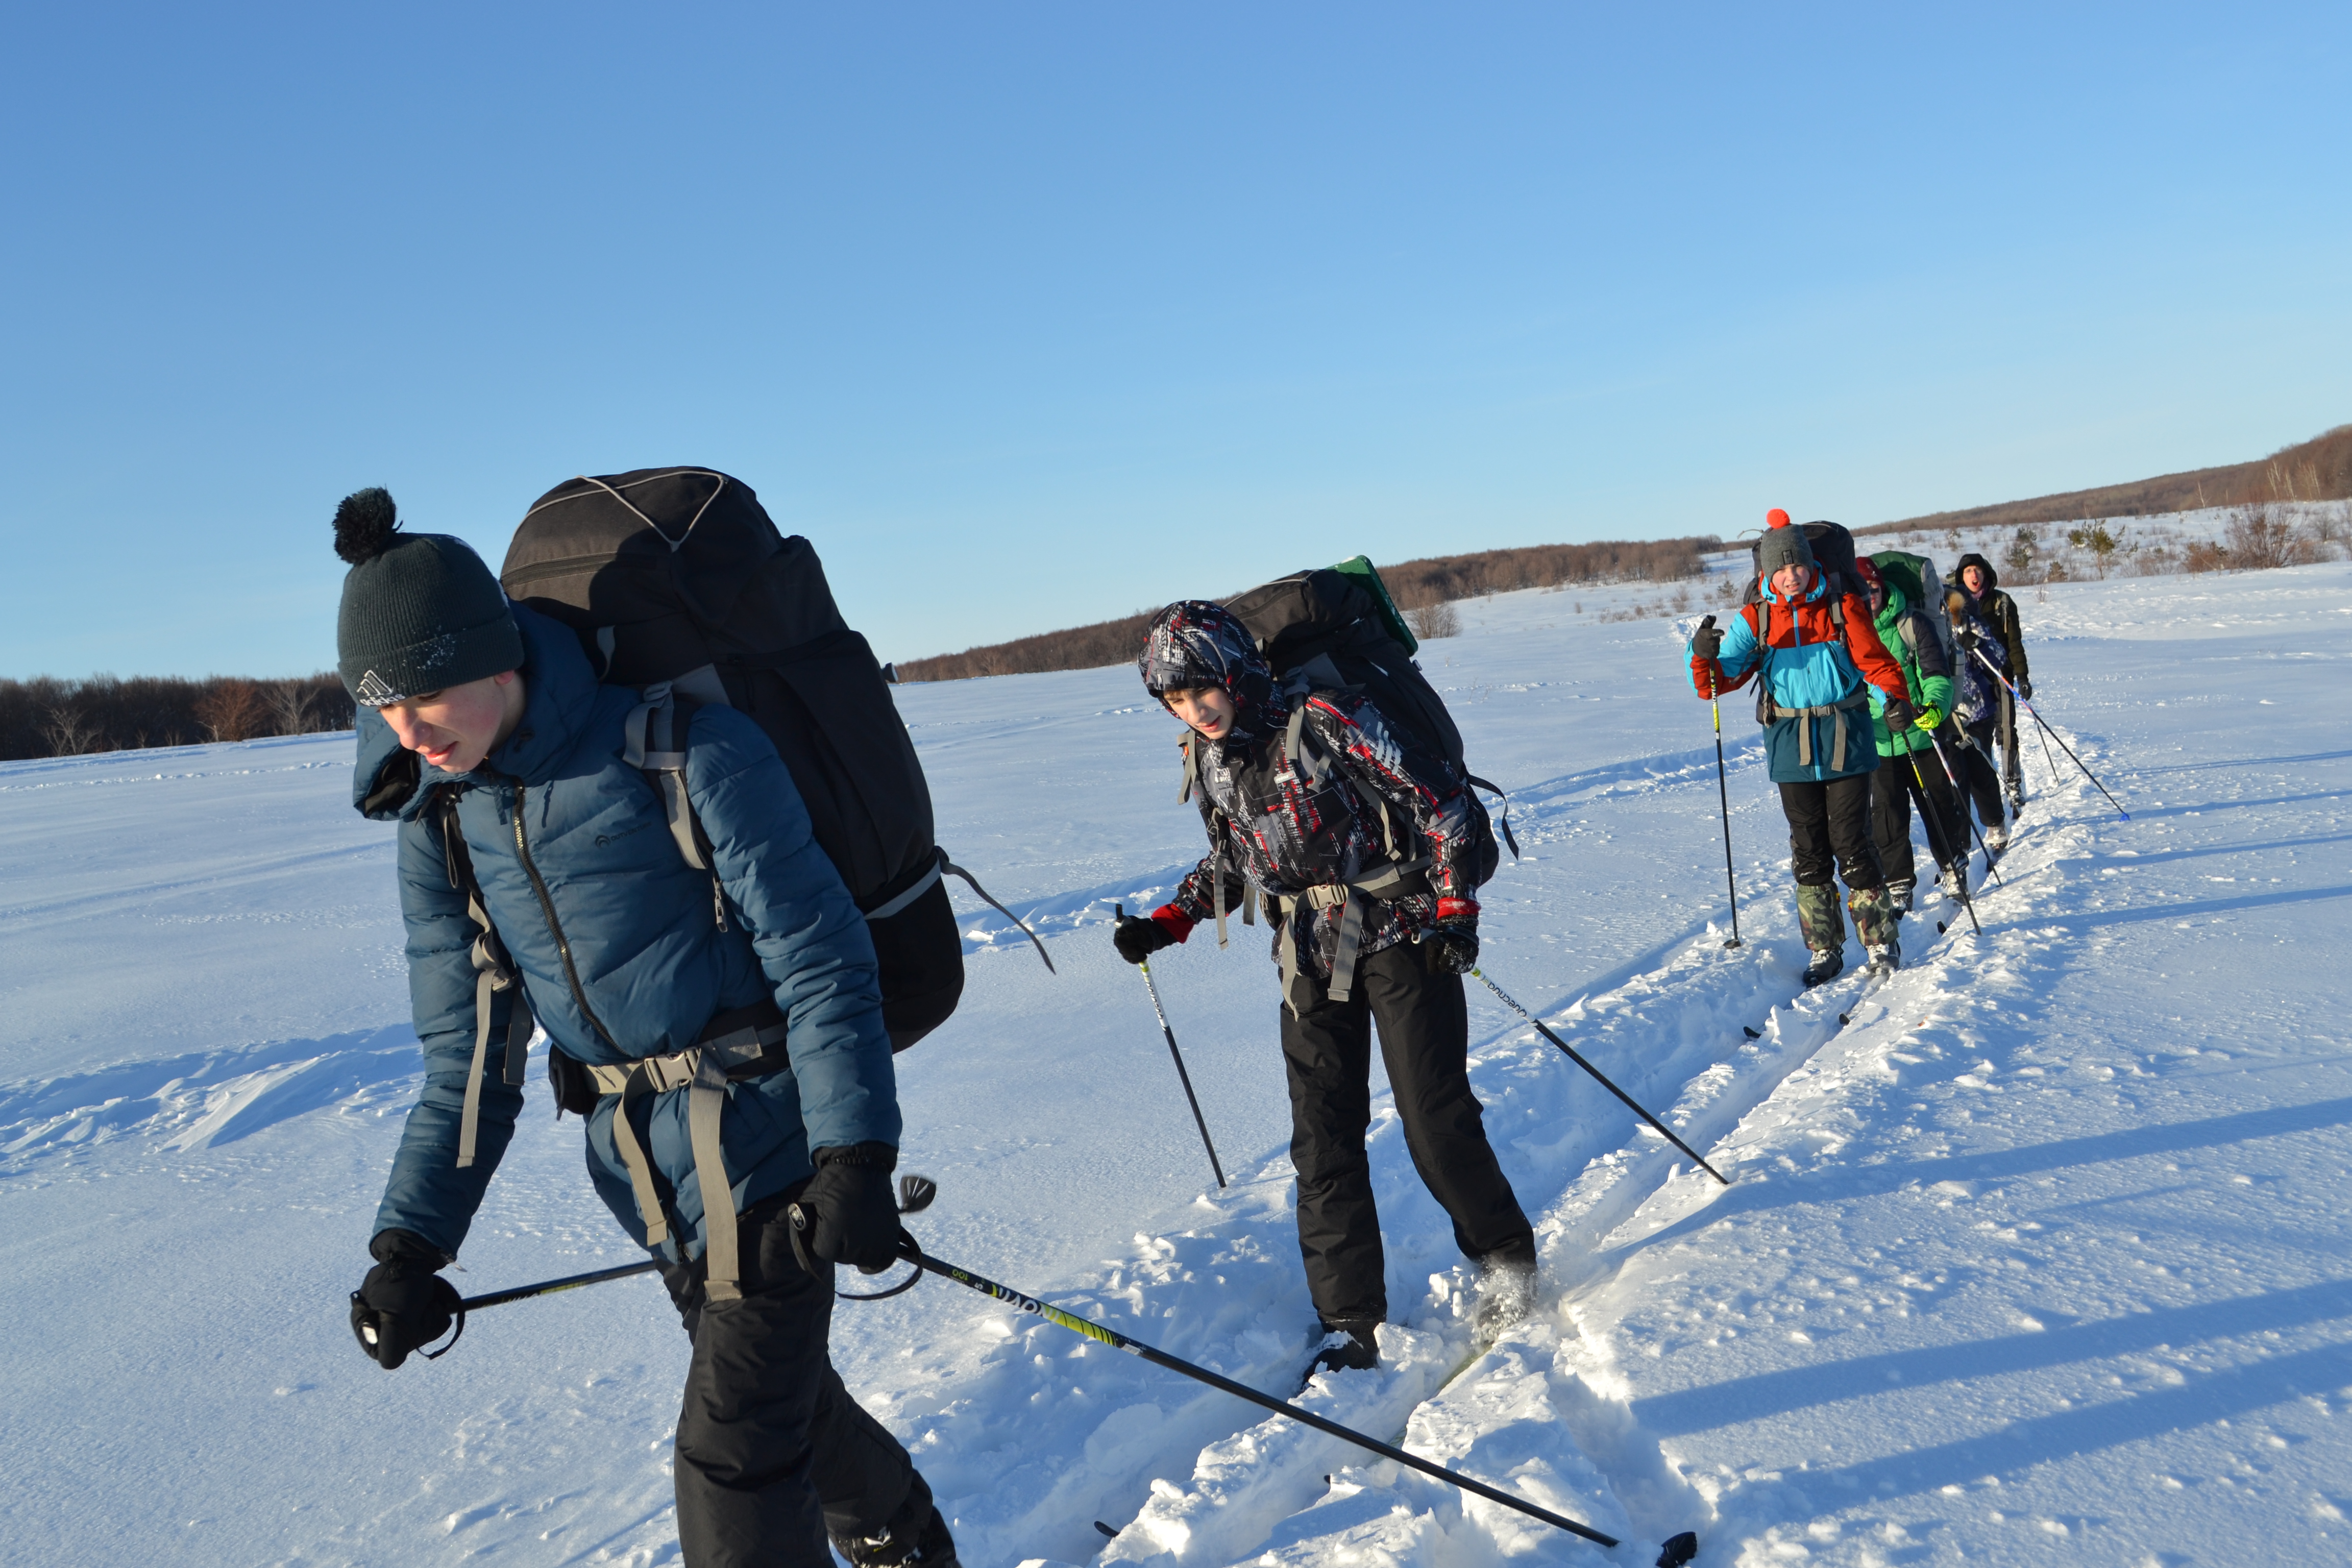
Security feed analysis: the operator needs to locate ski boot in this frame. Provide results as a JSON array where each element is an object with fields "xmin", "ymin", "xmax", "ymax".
[
  {"xmin": 1886, "ymin": 878, "xmax": 1915, "ymax": 914},
  {"xmin": 1801, "ymin": 946, "xmax": 1845, "ymax": 987},
  {"xmin": 1864, "ymin": 937, "xmax": 1901, "ymax": 977},
  {"xmin": 1794, "ymin": 881, "xmax": 1845, "ymax": 986},
  {"xmin": 1471, "ymin": 1254, "xmax": 1538, "ymax": 1346},
  {"xmin": 1984, "ymin": 822, "xmax": 2009, "ymax": 854},
  {"xmin": 1940, "ymin": 860, "xmax": 1970, "ymax": 906},
  {"xmin": 1301, "ymin": 1318, "xmax": 1380, "ymax": 1388}
]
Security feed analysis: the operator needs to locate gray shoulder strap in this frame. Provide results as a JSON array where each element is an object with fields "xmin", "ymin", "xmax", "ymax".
[{"xmin": 623, "ymin": 682, "xmax": 707, "ymax": 872}]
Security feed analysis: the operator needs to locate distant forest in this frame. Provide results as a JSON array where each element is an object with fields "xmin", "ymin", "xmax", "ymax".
[
  {"xmin": 896, "ymin": 534, "xmax": 1720, "ymax": 683},
  {"xmin": 0, "ymin": 673, "xmax": 355, "ymax": 763},
  {"xmin": 1863, "ymin": 423, "xmax": 2352, "ymax": 537}
]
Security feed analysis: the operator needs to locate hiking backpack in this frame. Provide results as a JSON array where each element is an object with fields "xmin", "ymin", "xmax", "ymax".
[
  {"xmin": 1867, "ymin": 549, "xmax": 1954, "ymax": 663},
  {"xmin": 1736, "ymin": 520, "xmax": 1868, "ymax": 729},
  {"xmin": 1213, "ymin": 556, "xmax": 1514, "ymax": 886},
  {"xmin": 497, "ymin": 467, "xmax": 1046, "ymax": 1053}
]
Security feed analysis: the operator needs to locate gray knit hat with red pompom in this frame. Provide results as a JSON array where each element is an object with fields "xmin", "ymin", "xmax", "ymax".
[{"xmin": 332, "ymin": 488, "xmax": 522, "ymax": 706}]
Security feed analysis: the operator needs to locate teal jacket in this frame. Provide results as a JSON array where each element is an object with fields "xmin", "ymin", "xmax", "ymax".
[
  {"xmin": 1689, "ymin": 572, "xmax": 1909, "ymax": 783},
  {"xmin": 355, "ymin": 604, "xmax": 899, "ymax": 1264}
]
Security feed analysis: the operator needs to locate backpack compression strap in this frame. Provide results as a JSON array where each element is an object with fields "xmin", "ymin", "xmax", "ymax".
[{"xmin": 438, "ymin": 792, "xmax": 534, "ymax": 1170}]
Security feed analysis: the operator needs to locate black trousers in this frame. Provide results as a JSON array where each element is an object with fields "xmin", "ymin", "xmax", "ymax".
[
  {"xmin": 1280, "ymin": 942, "xmax": 1535, "ymax": 1325},
  {"xmin": 1777, "ymin": 770, "xmax": 1882, "ymax": 888},
  {"xmin": 1998, "ymin": 690, "xmax": 2025, "ymax": 800},
  {"xmin": 1955, "ymin": 720, "xmax": 2007, "ymax": 832},
  {"xmin": 664, "ymin": 1195, "xmax": 935, "ymax": 1568},
  {"xmin": 1870, "ymin": 747, "xmax": 1966, "ymax": 885}
]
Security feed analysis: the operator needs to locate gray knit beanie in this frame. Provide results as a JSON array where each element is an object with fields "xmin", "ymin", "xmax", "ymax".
[
  {"xmin": 1756, "ymin": 521, "xmax": 1817, "ymax": 580},
  {"xmin": 333, "ymin": 488, "xmax": 523, "ymax": 706}
]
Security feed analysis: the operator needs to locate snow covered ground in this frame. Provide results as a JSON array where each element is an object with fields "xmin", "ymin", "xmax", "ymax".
[{"xmin": 4, "ymin": 556, "xmax": 2348, "ymax": 1567}]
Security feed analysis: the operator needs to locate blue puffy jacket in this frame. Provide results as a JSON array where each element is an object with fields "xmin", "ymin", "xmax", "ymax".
[
  {"xmin": 1687, "ymin": 572, "xmax": 1910, "ymax": 783},
  {"xmin": 356, "ymin": 604, "xmax": 899, "ymax": 1263}
]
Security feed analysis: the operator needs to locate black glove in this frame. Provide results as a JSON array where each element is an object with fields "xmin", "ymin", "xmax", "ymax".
[
  {"xmin": 1881, "ymin": 696, "xmax": 1919, "ymax": 733},
  {"xmin": 1422, "ymin": 911, "xmax": 1480, "ymax": 975},
  {"xmin": 1952, "ymin": 623, "xmax": 1980, "ymax": 650},
  {"xmin": 349, "ymin": 1229, "xmax": 461, "ymax": 1369},
  {"xmin": 798, "ymin": 1144, "xmax": 903, "ymax": 1273},
  {"xmin": 2016, "ymin": 677, "xmax": 2033, "ymax": 701},
  {"xmin": 1689, "ymin": 615, "xmax": 1723, "ymax": 662},
  {"xmin": 1113, "ymin": 908, "xmax": 1185, "ymax": 965}
]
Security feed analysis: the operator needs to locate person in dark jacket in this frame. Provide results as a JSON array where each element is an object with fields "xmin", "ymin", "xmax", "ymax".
[
  {"xmin": 1687, "ymin": 513, "xmax": 1914, "ymax": 985},
  {"xmin": 1945, "ymin": 574, "xmax": 2015, "ymax": 852},
  {"xmin": 331, "ymin": 489, "xmax": 954, "ymax": 1568},
  {"xmin": 1854, "ymin": 559, "xmax": 1968, "ymax": 912},
  {"xmin": 1111, "ymin": 602, "xmax": 1535, "ymax": 1379},
  {"xmin": 1953, "ymin": 552, "xmax": 2032, "ymax": 814}
]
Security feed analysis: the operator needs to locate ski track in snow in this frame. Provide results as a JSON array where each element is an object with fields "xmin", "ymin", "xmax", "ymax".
[{"xmin": 3, "ymin": 555, "xmax": 2349, "ymax": 1567}]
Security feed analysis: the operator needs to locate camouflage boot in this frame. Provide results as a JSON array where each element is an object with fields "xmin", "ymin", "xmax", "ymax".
[
  {"xmin": 1847, "ymin": 884, "xmax": 1900, "ymax": 946},
  {"xmin": 1796, "ymin": 882, "xmax": 1845, "ymax": 987}
]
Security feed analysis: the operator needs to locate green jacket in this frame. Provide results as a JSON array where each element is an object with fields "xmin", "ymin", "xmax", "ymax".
[{"xmin": 1869, "ymin": 582, "xmax": 1955, "ymax": 757}]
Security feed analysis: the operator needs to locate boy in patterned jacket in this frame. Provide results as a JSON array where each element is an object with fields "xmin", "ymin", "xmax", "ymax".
[{"xmin": 1111, "ymin": 602, "xmax": 1536, "ymax": 1379}]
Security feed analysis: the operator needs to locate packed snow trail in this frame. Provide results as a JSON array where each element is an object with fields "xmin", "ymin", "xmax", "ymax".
[{"xmin": 2, "ymin": 557, "xmax": 2347, "ymax": 1567}]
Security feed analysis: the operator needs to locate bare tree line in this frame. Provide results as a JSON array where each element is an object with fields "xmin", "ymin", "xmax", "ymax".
[
  {"xmin": 895, "ymin": 535, "xmax": 1718, "ymax": 683},
  {"xmin": 0, "ymin": 672, "xmax": 356, "ymax": 762}
]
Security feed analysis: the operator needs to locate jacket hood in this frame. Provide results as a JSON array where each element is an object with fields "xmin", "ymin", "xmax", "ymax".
[
  {"xmin": 1139, "ymin": 601, "xmax": 1286, "ymax": 742},
  {"xmin": 1955, "ymin": 552, "xmax": 2000, "ymax": 594},
  {"xmin": 350, "ymin": 601, "xmax": 600, "ymax": 822},
  {"xmin": 1870, "ymin": 577, "xmax": 1911, "ymax": 631}
]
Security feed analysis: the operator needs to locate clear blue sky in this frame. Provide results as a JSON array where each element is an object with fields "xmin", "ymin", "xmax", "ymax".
[{"xmin": 4, "ymin": 4, "xmax": 2347, "ymax": 679}]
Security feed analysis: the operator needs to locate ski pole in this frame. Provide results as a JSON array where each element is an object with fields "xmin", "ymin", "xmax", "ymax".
[
  {"xmin": 1922, "ymin": 728, "xmax": 2006, "ymax": 889},
  {"xmin": 1469, "ymin": 967, "xmax": 1730, "ymax": 1185},
  {"xmin": 1706, "ymin": 665, "xmax": 1743, "ymax": 948},
  {"xmin": 1968, "ymin": 643, "xmax": 2128, "ymax": 820},
  {"xmin": 895, "ymin": 1235, "xmax": 1621, "ymax": 1549},
  {"xmin": 1118, "ymin": 904, "xmax": 1227, "ymax": 1189},
  {"xmin": 1902, "ymin": 750, "xmax": 1980, "ymax": 938},
  {"xmin": 438, "ymin": 1177, "xmax": 943, "ymax": 1334}
]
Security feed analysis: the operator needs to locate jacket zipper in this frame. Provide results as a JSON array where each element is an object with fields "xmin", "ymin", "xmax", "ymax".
[{"xmin": 511, "ymin": 782, "xmax": 618, "ymax": 1048}]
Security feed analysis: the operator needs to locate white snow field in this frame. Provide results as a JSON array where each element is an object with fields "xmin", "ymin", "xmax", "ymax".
[{"xmin": 4, "ymin": 555, "xmax": 2349, "ymax": 1567}]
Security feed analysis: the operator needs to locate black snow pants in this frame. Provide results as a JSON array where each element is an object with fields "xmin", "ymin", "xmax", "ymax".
[
  {"xmin": 1998, "ymin": 689, "xmax": 2025, "ymax": 803},
  {"xmin": 1778, "ymin": 770, "xmax": 1882, "ymax": 889},
  {"xmin": 1280, "ymin": 941, "xmax": 1535, "ymax": 1326},
  {"xmin": 1954, "ymin": 719, "xmax": 2007, "ymax": 834},
  {"xmin": 1870, "ymin": 745, "xmax": 1966, "ymax": 886},
  {"xmin": 664, "ymin": 1192, "xmax": 941, "ymax": 1568}
]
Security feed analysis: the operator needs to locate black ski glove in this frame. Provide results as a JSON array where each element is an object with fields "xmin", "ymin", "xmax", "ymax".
[
  {"xmin": 798, "ymin": 1143, "xmax": 903, "ymax": 1273},
  {"xmin": 1952, "ymin": 623, "xmax": 1980, "ymax": 651},
  {"xmin": 1422, "ymin": 901, "xmax": 1480, "ymax": 976},
  {"xmin": 2016, "ymin": 676, "xmax": 2033, "ymax": 701},
  {"xmin": 1689, "ymin": 615, "xmax": 1723, "ymax": 663},
  {"xmin": 350, "ymin": 1229, "xmax": 461, "ymax": 1369},
  {"xmin": 1113, "ymin": 906, "xmax": 1188, "ymax": 965},
  {"xmin": 1881, "ymin": 696, "xmax": 1919, "ymax": 733}
]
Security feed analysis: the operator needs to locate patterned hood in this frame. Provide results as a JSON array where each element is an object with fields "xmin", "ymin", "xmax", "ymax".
[{"xmin": 1138, "ymin": 601, "xmax": 1286, "ymax": 741}]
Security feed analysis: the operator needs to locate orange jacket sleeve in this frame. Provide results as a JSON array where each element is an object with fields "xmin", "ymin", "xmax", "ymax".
[{"xmin": 1839, "ymin": 593, "xmax": 1910, "ymax": 705}]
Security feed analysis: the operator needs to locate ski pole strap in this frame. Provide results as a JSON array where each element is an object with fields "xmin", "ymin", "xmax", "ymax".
[{"xmin": 579, "ymin": 1002, "xmax": 789, "ymax": 1302}]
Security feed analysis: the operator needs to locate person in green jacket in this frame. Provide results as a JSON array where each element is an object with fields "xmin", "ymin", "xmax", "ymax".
[{"xmin": 1857, "ymin": 559, "xmax": 1969, "ymax": 912}]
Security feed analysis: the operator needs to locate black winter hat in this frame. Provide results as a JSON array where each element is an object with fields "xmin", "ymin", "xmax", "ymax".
[
  {"xmin": 332, "ymin": 488, "xmax": 523, "ymax": 706},
  {"xmin": 1757, "ymin": 520, "xmax": 1817, "ymax": 580}
]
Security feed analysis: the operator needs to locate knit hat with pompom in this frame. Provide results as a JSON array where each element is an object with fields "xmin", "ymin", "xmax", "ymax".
[{"xmin": 332, "ymin": 487, "xmax": 522, "ymax": 706}]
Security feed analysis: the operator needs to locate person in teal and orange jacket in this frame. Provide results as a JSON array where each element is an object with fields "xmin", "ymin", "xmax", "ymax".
[{"xmin": 1687, "ymin": 512, "xmax": 1913, "ymax": 986}]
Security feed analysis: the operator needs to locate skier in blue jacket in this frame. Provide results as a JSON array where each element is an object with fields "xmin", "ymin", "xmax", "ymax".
[{"xmin": 332, "ymin": 489, "xmax": 954, "ymax": 1568}]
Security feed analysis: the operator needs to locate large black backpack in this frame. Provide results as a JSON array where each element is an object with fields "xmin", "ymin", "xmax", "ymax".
[
  {"xmin": 1220, "ymin": 557, "xmax": 1514, "ymax": 883},
  {"xmin": 1742, "ymin": 519, "xmax": 1863, "ymax": 611},
  {"xmin": 499, "ymin": 467, "xmax": 1045, "ymax": 1051}
]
